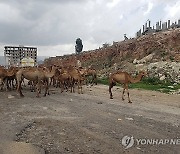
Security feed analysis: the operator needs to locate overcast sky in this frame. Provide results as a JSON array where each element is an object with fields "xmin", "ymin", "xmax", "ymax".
[{"xmin": 0, "ymin": 0, "xmax": 179, "ymax": 57}]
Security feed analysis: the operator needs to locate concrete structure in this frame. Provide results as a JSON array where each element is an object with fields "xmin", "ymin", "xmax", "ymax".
[
  {"xmin": 162, "ymin": 22, "xmax": 167, "ymax": 30},
  {"xmin": 4, "ymin": 45, "xmax": 37, "ymax": 67},
  {"xmin": 136, "ymin": 19, "xmax": 180, "ymax": 37},
  {"xmin": 168, "ymin": 20, "xmax": 171, "ymax": 29}
]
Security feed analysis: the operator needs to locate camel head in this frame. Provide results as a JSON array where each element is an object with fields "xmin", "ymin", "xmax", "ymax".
[
  {"xmin": 139, "ymin": 71, "xmax": 147, "ymax": 78},
  {"xmin": 79, "ymin": 67, "xmax": 88, "ymax": 76},
  {"xmin": 52, "ymin": 65, "xmax": 58, "ymax": 71}
]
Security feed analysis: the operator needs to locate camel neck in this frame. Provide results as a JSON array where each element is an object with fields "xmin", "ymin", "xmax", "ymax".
[
  {"xmin": 129, "ymin": 73, "xmax": 143, "ymax": 83},
  {"xmin": 45, "ymin": 67, "xmax": 56, "ymax": 78}
]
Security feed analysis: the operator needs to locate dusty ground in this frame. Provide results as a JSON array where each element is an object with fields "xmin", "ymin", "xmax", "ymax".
[{"xmin": 0, "ymin": 85, "xmax": 180, "ymax": 154}]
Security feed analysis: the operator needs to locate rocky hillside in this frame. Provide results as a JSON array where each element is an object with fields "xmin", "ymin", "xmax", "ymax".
[{"xmin": 44, "ymin": 28, "xmax": 180, "ymax": 83}]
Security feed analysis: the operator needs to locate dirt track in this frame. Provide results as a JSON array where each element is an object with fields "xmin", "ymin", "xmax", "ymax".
[{"xmin": 0, "ymin": 85, "xmax": 180, "ymax": 154}]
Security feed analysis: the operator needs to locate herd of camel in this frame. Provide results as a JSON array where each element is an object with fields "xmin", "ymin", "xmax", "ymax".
[{"xmin": 0, "ymin": 64, "xmax": 146, "ymax": 103}]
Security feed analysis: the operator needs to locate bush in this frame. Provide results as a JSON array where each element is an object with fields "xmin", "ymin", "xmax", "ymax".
[
  {"xmin": 97, "ymin": 77, "xmax": 109, "ymax": 85},
  {"xmin": 142, "ymin": 77, "xmax": 162, "ymax": 85}
]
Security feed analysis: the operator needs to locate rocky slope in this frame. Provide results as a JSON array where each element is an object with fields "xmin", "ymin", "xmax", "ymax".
[{"xmin": 44, "ymin": 28, "xmax": 180, "ymax": 83}]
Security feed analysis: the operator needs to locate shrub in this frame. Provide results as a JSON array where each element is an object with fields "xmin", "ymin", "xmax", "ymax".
[{"xmin": 142, "ymin": 77, "xmax": 162, "ymax": 85}]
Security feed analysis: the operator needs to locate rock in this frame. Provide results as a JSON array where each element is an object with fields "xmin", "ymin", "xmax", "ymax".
[
  {"xmin": 133, "ymin": 53, "xmax": 155, "ymax": 64},
  {"xmin": 168, "ymin": 86, "xmax": 174, "ymax": 89},
  {"xmin": 144, "ymin": 61, "xmax": 180, "ymax": 83},
  {"xmin": 133, "ymin": 59, "xmax": 137, "ymax": 64},
  {"xmin": 125, "ymin": 117, "xmax": 134, "ymax": 121},
  {"xmin": 8, "ymin": 95, "xmax": 15, "ymax": 99},
  {"xmin": 43, "ymin": 107, "xmax": 48, "ymax": 110},
  {"xmin": 135, "ymin": 64, "xmax": 144, "ymax": 70},
  {"xmin": 160, "ymin": 75, "xmax": 166, "ymax": 81}
]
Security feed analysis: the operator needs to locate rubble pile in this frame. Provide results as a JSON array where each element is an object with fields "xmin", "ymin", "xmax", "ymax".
[{"xmin": 135, "ymin": 61, "xmax": 180, "ymax": 83}]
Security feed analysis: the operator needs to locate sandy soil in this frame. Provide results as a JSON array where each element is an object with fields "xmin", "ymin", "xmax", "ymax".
[{"xmin": 0, "ymin": 85, "xmax": 180, "ymax": 154}]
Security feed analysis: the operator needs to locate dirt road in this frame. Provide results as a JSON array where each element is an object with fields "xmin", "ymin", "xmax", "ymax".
[{"xmin": 0, "ymin": 85, "xmax": 180, "ymax": 154}]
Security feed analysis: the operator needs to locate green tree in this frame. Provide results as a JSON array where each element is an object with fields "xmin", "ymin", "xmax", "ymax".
[{"xmin": 75, "ymin": 38, "xmax": 83, "ymax": 54}]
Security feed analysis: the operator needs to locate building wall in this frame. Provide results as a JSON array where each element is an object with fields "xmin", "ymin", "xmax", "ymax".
[{"xmin": 4, "ymin": 46, "xmax": 37, "ymax": 67}]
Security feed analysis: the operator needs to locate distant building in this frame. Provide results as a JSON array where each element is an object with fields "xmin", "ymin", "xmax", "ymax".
[
  {"xmin": 4, "ymin": 45, "xmax": 37, "ymax": 67},
  {"xmin": 136, "ymin": 19, "xmax": 180, "ymax": 38}
]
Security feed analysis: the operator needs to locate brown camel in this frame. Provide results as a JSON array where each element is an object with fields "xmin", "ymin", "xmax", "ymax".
[
  {"xmin": 58, "ymin": 69, "xmax": 71, "ymax": 93},
  {"xmin": 50, "ymin": 66, "xmax": 61, "ymax": 87},
  {"xmin": 6, "ymin": 67, "xmax": 19, "ymax": 90},
  {"xmin": 85, "ymin": 68, "xmax": 97, "ymax": 85},
  {"xmin": 109, "ymin": 71, "xmax": 146, "ymax": 103},
  {"xmin": 16, "ymin": 66, "xmax": 57, "ymax": 97},
  {"xmin": 0, "ymin": 67, "xmax": 17, "ymax": 91},
  {"xmin": 68, "ymin": 66, "xmax": 85, "ymax": 94}
]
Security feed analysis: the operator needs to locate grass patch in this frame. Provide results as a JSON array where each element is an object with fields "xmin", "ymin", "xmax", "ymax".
[
  {"xmin": 97, "ymin": 77, "xmax": 180, "ymax": 93},
  {"xmin": 97, "ymin": 78, "xmax": 109, "ymax": 85}
]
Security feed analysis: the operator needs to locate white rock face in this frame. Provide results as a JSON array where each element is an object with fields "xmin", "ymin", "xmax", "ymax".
[
  {"xmin": 133, "ymin": 53, "xmax": 155, "ymax": 64},
  {"xmin": 135, "ymin": 61, "xmax": 180, "ymax": 83},
  {"xmin": 160, "ymin": 75, "xmax": 166, "ymax": 81}
]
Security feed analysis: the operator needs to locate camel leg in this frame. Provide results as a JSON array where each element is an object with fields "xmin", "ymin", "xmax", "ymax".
[
  {"xmin": 47, "ymin": 79, "xmax": 50, "ymax": 95},
  {"xmin": 77, "ymin": 81, "xmax": 80, "ymax": 94},
  {"xmin": 80, "ymin": 82, "xmax": 83, "ymax": 94},
  {"xmin": 122, "ymin": 84, "xmax": 126, "ymax": 101},
  {"xmin": 12, "ymin": 79, "xmax": 16, "ymax": 89},
  {"xmin": 33, "ymin": 81, "xmax": 37, "ymax": 92},
  {"xmin": 44, "ymin": 79, "xmax": 49, "ymax": 96},
  {"xmin": 70, "ymin": 82, "xmax": 74, "ymax": 93},
  {"xmin": 36, "ymin": 81, "xmax": 41, "ymax": 98},
  {"xmin": 109, "ymin": 82, "xmax": 114, "ymax": 99},
  {"xmin": 85, "ymin": 78, "xmax": 88, "ymax": 86},
  {"xmin": 91, "ymin": 76, "xmax": 94, "ymax": 86},
  {"xmin": 7, "ymin": 79, "xmax": 11, "ymax": 90},
  {"xmin": 70, "ymin": 83, "xmax": 73, "ymax": 93},
  {"xmin": 15, "ymin": 78, "xmax": 17, "ymax": 89},
  {"xmin": 22, "ymin": 78, "xmax": 26, "ymax": 87},
  {"xmin": 0, "ymin": 78, "xmax": 4, "ymax": 91},
  {"xmin": 125, "ymin": 84, "xmax": 132, "ymax": 103},
  {"xmin": 93, "ymin": 75, "xmax": 97, "ymax": 85},
  {"xmin": 72, "ymin": 79, "xmax": 75, "ymax": 93},
  {"xmin": 49, "ymin": 77, "xmax": 53, "ymax": 86},
  {"xmin": 47, "ymin": 80, "xmax": 50, "ymax": 96},
  {"xmin": 17, "ymin": 79, "xmax": 24, "ymax": 97},
  {"xmin": 44, "ymin": 82, "xmax": 47, "ymax": 96},
  {"xmin": 70, "ymin": 78, "xmax": 73, "ymax": 93},
  {"xmin": 65, "ymin": 80, "xmax": 69, "ymax": 92},
  {"xmin": 79, "ymin": 80, "xmax": 83, "ymax": 94},
  {"xmin": 61, "ymin": 81, "xmax": 64, "ymax": 93},
  {"xmin": 53, "ymin": 78, "xmax": 56, "ymax": 87},
  {"xmin": 9, "ymin": 79, "xmax": 12, "ymax": 90},
  {"xmin": 71, "ymin": 82, "xmax": 75, "ymax": 93},
  {"xmin": 55, "ymin": 80, "xmax": 59, "ymax": 88},
  {"xmin": 4, "ymin": 78, "xmax": 8, "ymax": 91}
]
